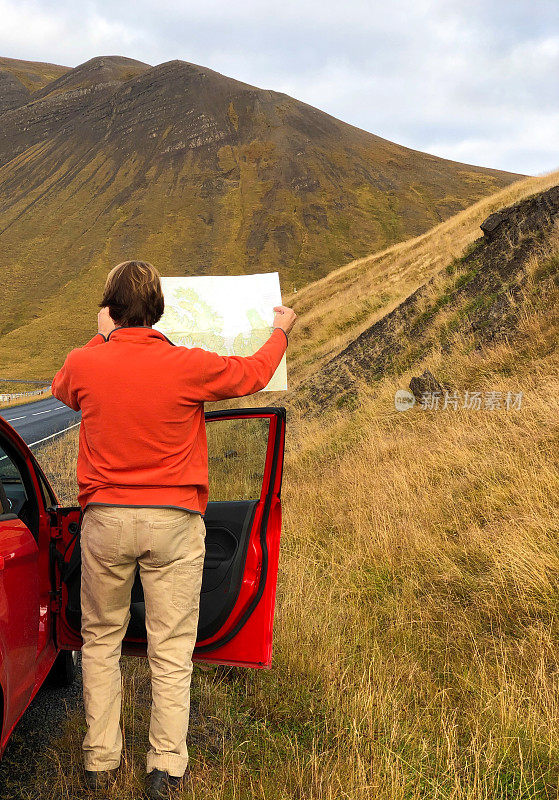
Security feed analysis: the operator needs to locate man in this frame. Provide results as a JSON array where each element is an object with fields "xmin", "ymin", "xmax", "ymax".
[{"xmin": 51, "ymin": 260, "xmax": 296, "ymax": 799}]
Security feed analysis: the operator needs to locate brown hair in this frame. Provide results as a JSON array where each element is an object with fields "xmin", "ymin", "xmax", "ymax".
[{"xmin": 99, "ymin": 260, "xmax": 164, "ymax": 327}]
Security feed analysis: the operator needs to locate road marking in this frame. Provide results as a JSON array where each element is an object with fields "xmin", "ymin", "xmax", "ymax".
[
  {"xmin": 28, "ymin": 422, "xmax": 81, "ymax": 448},
  {"xmin": 32, "ymin": 410, "xmax": 52, "ymax": 415},
  {"xmin": 6, "ymin": 415, "xmax": 26, "ymax": 421}
]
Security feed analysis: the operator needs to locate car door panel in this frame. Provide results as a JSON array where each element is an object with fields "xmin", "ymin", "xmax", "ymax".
[
  {"xmin": 52, "ymin": 407, "xmax": 286, "ymax": 668},
  {"xmin": 60, "ymin": 500, "xmax": 259, "ymax": 642},
  {"xmin": 0, "ymin": 422, "xmax": 60, "ymax": 751},
  {"xmin": 0, "ymin": 514, "xmax": 40, "ymax": 732}
]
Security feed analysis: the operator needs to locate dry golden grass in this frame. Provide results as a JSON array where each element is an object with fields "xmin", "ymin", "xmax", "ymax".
[
  {"xmin": 0, "ymin": 388, "xmax": 52, "ymax": 410},
  {"xmin": 37, "ymin": 429, "xmax": 79, "ymax": 505},
  {"xmin": 284, "ymin": 169, "xmax": 559, "ymax": 392},
  {"xmin": 22, "ymin": 256, "xmax": 558, "ymax": 798}
]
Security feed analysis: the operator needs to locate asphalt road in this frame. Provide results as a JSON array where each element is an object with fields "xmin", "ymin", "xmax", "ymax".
[{"xmin": 0, "ymin": 395, "xmax": 81, "ymax": 448}]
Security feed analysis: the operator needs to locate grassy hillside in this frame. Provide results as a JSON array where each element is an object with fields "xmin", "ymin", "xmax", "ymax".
[
  {"xmin": 6, "ymin": 181, "xmax": 556, "ymax": 799},
  {"xmin": 0, "ymin": 56, "xmax": 524, "ymax": 378},
  {"xmin": 0, "ymin": 55, "xmax": 69, "ymax": 95},
  {"xmin": 0, "ymin": 56, "xmax": 70, "ymax": 115},
  {"xmin": 299, "ymin": 182, "xmax": 559, "ymax": 409},
  {"xmin": 276, "ymin": 169, "xmax": 559, "ymax": 396}
]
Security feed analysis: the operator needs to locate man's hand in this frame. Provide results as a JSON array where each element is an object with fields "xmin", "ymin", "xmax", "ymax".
[
  {"xmin": 272, "ymin": 305, "xmax": 297, "ymax": 336},
  {"xmin": 98, "ymin": 306, "xmax": 117, "ymax": 338}
]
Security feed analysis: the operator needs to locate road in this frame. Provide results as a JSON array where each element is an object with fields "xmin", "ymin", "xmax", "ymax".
[{"xmin": 0, "ymin": 395, "xmax": 81, "ymax": 447}]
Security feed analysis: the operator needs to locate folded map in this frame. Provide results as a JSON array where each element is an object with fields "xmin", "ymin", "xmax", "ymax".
[{"xmin": 153, "ymin": 272, "xmax": 287, "ymax": 392}]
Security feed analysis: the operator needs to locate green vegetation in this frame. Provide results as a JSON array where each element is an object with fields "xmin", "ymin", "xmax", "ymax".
[
  {"xmin": 461, "ymin": 291, "xmax": 498, "ymax": 317},
  {"xmin": 532, "ymin": 252, "xmax": 559, "ymax": 284}
]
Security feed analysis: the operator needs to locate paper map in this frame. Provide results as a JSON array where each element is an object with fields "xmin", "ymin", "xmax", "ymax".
[{"xmin": 153, "ymin": 272, "xmax": 287, "ymax": 391}]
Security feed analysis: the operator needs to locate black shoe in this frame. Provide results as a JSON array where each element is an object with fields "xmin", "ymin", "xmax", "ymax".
[
  {"xmin": 84, "ymin": 767, "xmax": 119, "ymax": 793},
  {"xmin": 145, "ymin": 768, "xmax": 183, "ymax": 799}
]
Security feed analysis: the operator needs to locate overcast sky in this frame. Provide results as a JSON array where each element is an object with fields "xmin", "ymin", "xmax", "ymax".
[{"xmin": 1, "ymin": 0, "xmax": 557, "ymax": 175}]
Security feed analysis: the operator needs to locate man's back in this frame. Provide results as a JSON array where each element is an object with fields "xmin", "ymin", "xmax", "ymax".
[{"xmin": 51, "ymin": 325, "xmax": 288, "ymax": 513}]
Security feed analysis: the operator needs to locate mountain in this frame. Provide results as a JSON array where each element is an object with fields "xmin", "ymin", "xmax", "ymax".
[
  {"xmin": 0, "ymin": 55, "xmax": 524, "ymax": 377},
  {"xmin": 0, "ymin": 55, "xmax": 70, "ymax": 115},
  {"xmin": 0, "ymin": 56, "xmax": 151, "ymax": 167}
]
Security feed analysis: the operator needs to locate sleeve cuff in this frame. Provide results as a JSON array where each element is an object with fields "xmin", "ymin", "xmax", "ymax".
[{"xmin": 272, "ymin": 327, "xmax": 289, "ymax": 346}]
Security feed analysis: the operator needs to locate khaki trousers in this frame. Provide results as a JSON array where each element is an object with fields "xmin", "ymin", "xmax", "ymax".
[{"xmin": 80, "ymin": 504, "xmax": 206, "ymax": 777}]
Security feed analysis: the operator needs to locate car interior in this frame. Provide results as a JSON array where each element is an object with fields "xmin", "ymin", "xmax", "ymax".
[
  {"xmin": 0, "ymin": 434, "xmax": 40, "ymax": 541},
  {"xmin": 62, "ymin": 498, "xmax": 262, "ymax": 642}
]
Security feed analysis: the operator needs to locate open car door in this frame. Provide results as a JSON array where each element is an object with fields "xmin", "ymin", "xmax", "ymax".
[{"xmin": 50, "ymin": 407, "xmax": 286, "ymax": 668}]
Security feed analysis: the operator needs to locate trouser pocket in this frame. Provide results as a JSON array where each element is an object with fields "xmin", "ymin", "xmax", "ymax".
[
  {"xmin": 82, "ymin": 505, "xmax": 124, "ymax": 563},
  {"xmin": 148, "ymin": 509, "xmax": 205, "ymax": 567},
  {"xmin": 148, "ymin": 509, "xmax": 191, "ymax": 566}
]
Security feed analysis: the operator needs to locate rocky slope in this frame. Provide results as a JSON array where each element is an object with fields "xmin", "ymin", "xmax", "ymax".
[
  {"xmin": 0, "ymin": 56, "xmax": 150, "ymax": 167},
  {"xmin": 298, "ymin": 184, "xmax": 559, "ymax": 410},
  {"xmin": 0, "ymin": 69, "xmax": 30, "ymax": 114}
]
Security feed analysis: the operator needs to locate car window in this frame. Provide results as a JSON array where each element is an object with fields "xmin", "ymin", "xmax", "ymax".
[
  {"xmin": 0, "ymin": 480, "xmax": 8, "ymax": 515},
  {"xmin": 0, "ymin": 442, "xmax": 28, "ymax": 516},
  {"xmin": 206, "ymin": 417, "xmax": 270, "ymax": 501}
]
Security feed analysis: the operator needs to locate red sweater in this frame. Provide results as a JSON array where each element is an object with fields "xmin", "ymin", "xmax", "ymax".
[{"xmin": 51, "ymin": 326, "xmax": 288, "ymax": 514}]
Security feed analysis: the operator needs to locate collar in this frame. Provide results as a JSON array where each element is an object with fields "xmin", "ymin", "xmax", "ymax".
[{"xmin": 106, "ymin": 326, "xmax": 175, "ymax": 345}]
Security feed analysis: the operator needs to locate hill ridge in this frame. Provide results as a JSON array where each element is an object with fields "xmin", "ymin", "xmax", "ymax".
[
  {"xmin": 0, "ymin": 55, "xmax": 69, "ymax": 98},
  {"xmin": 30, "ymin": 55, "xmax": 151, "ymax": 101},
  {"xmin": 0, "ymin": 54, "xmax": 526, "ymax": 376}
]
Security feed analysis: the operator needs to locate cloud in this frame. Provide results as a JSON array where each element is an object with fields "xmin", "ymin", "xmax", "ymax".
[{"xmin": 0, "ymin": 0, "xmax": 557, "ymax": 174}]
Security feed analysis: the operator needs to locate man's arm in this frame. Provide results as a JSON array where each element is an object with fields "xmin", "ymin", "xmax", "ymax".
[
  {"xmin": 186, "ymin": 327, "xmax": 288, "ymax": 402},
  {"xmin": 51, "ymin": 309, "xmax": 113, "ymax": 409},
  {"xmin": 183, "ymin": 305, "xmax": 296, "ymax": 402},
  {"xmin": 51, "ymin": 349, "xmax": 81, "ymax": 410}
]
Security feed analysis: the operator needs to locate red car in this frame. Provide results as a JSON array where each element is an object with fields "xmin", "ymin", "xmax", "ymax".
[{"xmin": 0, "ymin": 406, "xmax": 285, "ymax": 757}]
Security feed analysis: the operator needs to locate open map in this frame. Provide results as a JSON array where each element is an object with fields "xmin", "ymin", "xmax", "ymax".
[{"xmin": 153, "ymin": 272, "xmax": 287, "ymax": 391}]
